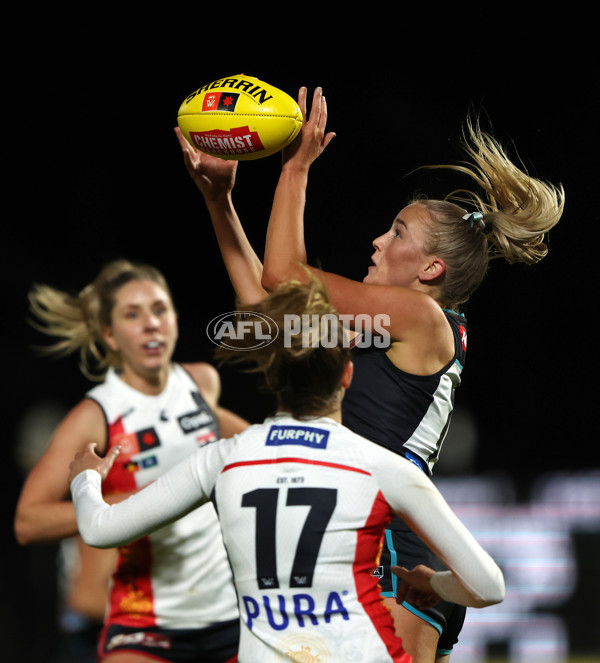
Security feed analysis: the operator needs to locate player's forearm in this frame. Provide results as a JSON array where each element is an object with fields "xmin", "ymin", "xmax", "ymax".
[
  {"xmin": 262, "ymin": 166, "xmax": 310, "ymax": 291},
  {"xmin": 14, "ymin": 501, "xmax": 79, "ymax": 545},
  {"xmin": 387, "ymin": 461, "xmax": 505, "ymax": 608},
  {"xmin": 205, "ymin": 193, "xmax": 267, "ymax": 304},
  {"xmin": 431, "ymin": 566, "xmax": 505, "ymax": 608},
  {"xmin": 71, "ymin": 456, "xmax": 208, "ymax": 548},
  {"xmin": 406, "ymin": 493, "xmax": 506, "ymax": 608}
]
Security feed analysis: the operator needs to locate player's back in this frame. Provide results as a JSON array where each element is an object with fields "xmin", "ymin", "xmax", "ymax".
[{"xmin": 212, "ymin": 413, "xmax": 410, "ymax": 663}]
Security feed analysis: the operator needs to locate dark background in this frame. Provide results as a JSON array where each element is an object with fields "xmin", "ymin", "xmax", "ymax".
[{"xmin": 3, "ymin": 17, "xmax": 599, "ymax": 661}]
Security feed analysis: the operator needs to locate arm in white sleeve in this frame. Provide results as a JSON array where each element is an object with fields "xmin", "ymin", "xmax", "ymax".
[
  {"xmin": 70, "ymin": 450, "xmax": 210, "ymax": 548},
  {"xmin": 381, "ymin": 458, "xmax": 505, "ymax": 608}
]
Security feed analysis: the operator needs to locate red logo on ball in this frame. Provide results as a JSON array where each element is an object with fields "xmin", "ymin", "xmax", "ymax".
[
  {"xmin": 202, "ymin": 92, "xmax": 240, "ymax": 112},
  {"xmin": 190, "ymin": 127, "xmax": 265, "ymax": 156}
]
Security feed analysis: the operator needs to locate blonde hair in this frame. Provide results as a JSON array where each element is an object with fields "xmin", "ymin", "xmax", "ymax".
[
  {"xmin": 28, "ymin": 259, "xmax": 173, "ymax": 379},
  {"xmin": 215, "ymin": 276, "xmax": 351, "ymax": 419},
  {"xmin": 415, "ymin": 118, "xmax": 565, "ymax": 309}
]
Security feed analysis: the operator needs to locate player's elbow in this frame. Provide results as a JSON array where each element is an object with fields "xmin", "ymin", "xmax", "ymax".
[
  {"xmin": 261, "ymin": 267, "xmax": 286, "ymax": 292},
  {"xmin": 14, "ymin": 525, "xmax": 28, "ymax": 547},
  {"xmin": 75, "ymin": 521, "xmax": 110, "ymax": 549},
  {"xmin": 472, "ymin": 570, "xmax": 506, "ymax": 608},
  {"xmin": 14, "ymin": 514, "xmax": 36, "ymax": 546},
  {"xmin": 262, "ymin": 263, "xmax": 310, "ymax": 292},
  {"xmin": 79, "ymin": 533, "xmax": 112, "ymax": 550}
]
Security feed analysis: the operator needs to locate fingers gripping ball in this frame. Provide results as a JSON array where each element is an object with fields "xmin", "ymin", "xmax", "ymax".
[{"xmin": 177, "ymin": 74, "xmax": 303, "ymax": 161}]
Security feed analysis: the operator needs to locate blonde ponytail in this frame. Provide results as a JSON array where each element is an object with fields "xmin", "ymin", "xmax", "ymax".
[
  {"xmin": 445, "ymin": 117, "xmax": 564, "ymax": 264},
  {"xmin": 415, "ymin": 118, "xmax": 565, "ymax": 309}
]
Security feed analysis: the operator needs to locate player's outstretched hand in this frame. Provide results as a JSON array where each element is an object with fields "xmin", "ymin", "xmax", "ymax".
[
  {"xmin": 175, "ymin": 127, "xmax": 238, "ymax": 202},
  {"xmin": 69, "ymin": 443, "xmax": 121, "ymax": 484},
  {"xmin": 393, "ymin": 564, "xmax": 441, "ymax": 610},
  {"xmin": 282, "ymin": 87, "xmax": 336, "ymax": 169}
]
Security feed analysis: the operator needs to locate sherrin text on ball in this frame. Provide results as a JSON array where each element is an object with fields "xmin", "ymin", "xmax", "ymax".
[{"xmin": 177, "ymin": 74, "xmax": 303, "ymax": 161}]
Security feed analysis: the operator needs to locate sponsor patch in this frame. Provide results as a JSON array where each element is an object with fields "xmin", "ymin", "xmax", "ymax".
[
  {"xmin": 243, "ymin": 590, "xmax": 349, "ymax": 632},
  {"xmin": 266, "ymin": 425, "xmax": 330, "ymax": 449},
  {"xmin": 177, "ymin": 406, "xmax": 215, "ymax": 435},
  {"xmin": 196, "ymin": 430, "xmax": 218, "ymax": 445},
  {"xmin": 107, "ymin": 630, "xmax": 172, "ymax": 651},
  {"xmin": 459, "ymin": 324, "xmax": 467, "ymax": 351},
  {"xmin": 140, "ymin": 455, "xmax": 158, "ymax": 469},
  {"xmin": 189, "ymin": 127, "xmax": 265, "ymax": 157}
]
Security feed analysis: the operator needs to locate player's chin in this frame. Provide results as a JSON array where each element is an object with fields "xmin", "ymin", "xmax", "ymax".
[{"xmin": 139, "ymin": 353, "xmax": 170, "ymax": 374}]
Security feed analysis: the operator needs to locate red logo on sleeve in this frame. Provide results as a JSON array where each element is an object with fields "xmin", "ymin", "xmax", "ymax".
[{"xmin": 459, "ymin": 325, "xmax": 467, "ymax": 351}]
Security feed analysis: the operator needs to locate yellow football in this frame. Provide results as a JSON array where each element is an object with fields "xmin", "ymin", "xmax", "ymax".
[{"xmin": 177, "ymin": 74, "xmax": 303, "ymax": 161}]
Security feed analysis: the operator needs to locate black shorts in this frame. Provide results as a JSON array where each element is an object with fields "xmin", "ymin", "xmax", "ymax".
[
  {"xmin": 98, "ymin": 619, "xmax": 239, "ymax": 662},
  {"xmin": 375, "ymin": 523, "xmax": 466, "ymax": 655}
]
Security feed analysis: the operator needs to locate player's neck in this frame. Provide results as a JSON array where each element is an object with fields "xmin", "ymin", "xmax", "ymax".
[{"xmin": 118, "ymin": 363, "xmax": 170, "ymax": 395}]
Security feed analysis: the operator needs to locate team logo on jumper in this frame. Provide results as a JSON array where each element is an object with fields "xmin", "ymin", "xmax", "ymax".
[
  {"xmin": 201, "ymin": 91, "xmax": 240, "ymax": 112},
  {"xmin": 190, "ymin": 127, "xmax": 265, "ymax": 157},
  {"xmin": 280, "ymin": 633, "xmax": 332, "ymax": 662},
  {"xmin": 136, "ymin": 427, "xmax": 161, "ymax": 451},
  {"xmin": 112, "ymin": 432, "xmax": 140, "ymax": 456},
  {"xmin": 266, "ymin": 425, "xmax": 330, "ymax": 449},
  {"xmin": 118, "ymin": 429, "xmax": 160, "ymax": 465}
]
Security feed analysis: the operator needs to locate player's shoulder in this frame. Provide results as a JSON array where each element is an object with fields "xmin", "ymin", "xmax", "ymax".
[
  {"xmin": 67, "ymin": 397, "xmax": 106, "ymax": 428},
  {"xmin": 179, "ymin": 361, "xmax": 218, "ymax": 383},
  {"xmin": 48, "ymin": 397, "xmax": 107, "ymax": 454},
  {"xmin": 179, "ymin": 361, "xmax": 221, "ymax": 405}
]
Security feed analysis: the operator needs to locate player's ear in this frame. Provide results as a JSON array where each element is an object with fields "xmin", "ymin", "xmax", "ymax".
[
  {"xmin": 101, "ymin": 325, "xmax": 119, "ymax": 352},
  {"xmin": 420, "ymin": 257, "xmax": 446, "ymax": 282},
  {"xmin": 341, "ymin": 361, "xmax": 354, "ymax": 390}
]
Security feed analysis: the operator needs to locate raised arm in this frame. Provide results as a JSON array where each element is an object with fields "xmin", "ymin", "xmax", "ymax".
[
  {"xmin": 261, "ymin": 89, "xmax": 453, "ymax": 360},
  {"xmin": 262, "ymin": 86, "xmax": 335, "ymax": 290},
  {"xmin": 176, "ymin": 127, "xmax": 267, "ymax": 304}
]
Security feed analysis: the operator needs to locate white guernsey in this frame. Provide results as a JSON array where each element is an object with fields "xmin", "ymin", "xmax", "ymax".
[{"xmin": 71, "ymin": 413, "xmax": 504, "ymax": 663}]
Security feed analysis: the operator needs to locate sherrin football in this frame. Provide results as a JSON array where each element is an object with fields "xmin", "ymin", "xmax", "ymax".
[{"xmin": 177, "ymin": 74, "xmax": 303, "ymax": 161}]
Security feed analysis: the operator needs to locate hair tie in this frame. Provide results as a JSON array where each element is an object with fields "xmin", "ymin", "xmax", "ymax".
[{"xmin": 462, "ymin": 211, "xmax": 486, "ymax": 231}]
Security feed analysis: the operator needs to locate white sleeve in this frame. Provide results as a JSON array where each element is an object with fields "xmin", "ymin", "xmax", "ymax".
[
  {"xmin": 70, "ymin": 447, "xmax": 217, "ymax": 548},
  {"xmin": 377, "ymin": 455, "xmax": 505, "ymax": 608}
]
